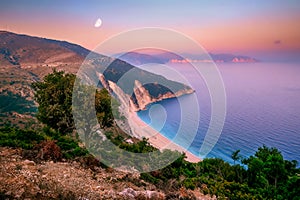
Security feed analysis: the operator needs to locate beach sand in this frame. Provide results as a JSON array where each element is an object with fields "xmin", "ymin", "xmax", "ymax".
[{"xmin": 128, "ymin": 111, "xmax": 201, "ymax": 163}]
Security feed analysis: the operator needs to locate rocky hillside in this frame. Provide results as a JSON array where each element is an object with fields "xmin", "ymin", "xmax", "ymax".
[
  {"xmin": 97, "ymin": 58, "xmax": 194, "ymax": 111},
  {"xmin": 0, "ymin": 31, "xmax": 91, "ymax": 126},
  {"xmin": 0, "ymin": 147, "xmax": 214, "ymax": 200},
  {"xmin": 0, "ymin": 31, "xmax": 88, "ymax": 67},
  {"xmin": 0, "ymin": 31, "xmax": 194, "ymax": 125}
]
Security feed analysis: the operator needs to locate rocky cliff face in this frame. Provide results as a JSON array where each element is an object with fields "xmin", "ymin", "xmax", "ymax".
[
  {"xmin": 0, "ymin": 31, "xmax": 195, "ymax": 127},
  {"xmin": 97, "ymin": 72, "xmax": 194, "ymax": 112},
  {"xmin": 131, "ymin": 79, "xmax": 194, "ymax": 111},
  {"xmin": 132, "ymin": 80, "xmax": 153, "ymax": 111}
]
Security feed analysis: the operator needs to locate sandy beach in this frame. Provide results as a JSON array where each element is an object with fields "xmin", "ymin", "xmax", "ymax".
[{"xmin": 128, "ymin": 110, "xmax": 201, "ymax": 163}]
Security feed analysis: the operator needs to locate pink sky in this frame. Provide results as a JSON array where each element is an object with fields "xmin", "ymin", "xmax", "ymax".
[{"xmin": 1, "ymin": 0, "xmax": 299, "ymax": 61}]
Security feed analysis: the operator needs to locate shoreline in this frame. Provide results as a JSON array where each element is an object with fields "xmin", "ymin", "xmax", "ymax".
[{"xmin": 128, "ymin": 110, "xmax": 201, "ymax": 163}]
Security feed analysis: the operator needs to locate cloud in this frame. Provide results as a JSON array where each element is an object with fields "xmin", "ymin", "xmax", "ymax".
[{"xmin": 274, "ymin": 40, "xmax": 281, "ymax": 45}]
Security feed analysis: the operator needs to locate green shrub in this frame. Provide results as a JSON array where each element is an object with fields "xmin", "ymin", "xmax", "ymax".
[
  {"xmin": 0, "ymin": 127, "xmax": 44, "ymax": 149},
  {"xmin": 182, "ymin": 178, "xmax": 196, "ymax": 190},
  {"xmin": 53, "ymin": 135, "xmax": 88, "ymax": 159},
  {"xmin": 140, "ymin": 173, "xmax": 159, "ymax": 184}
]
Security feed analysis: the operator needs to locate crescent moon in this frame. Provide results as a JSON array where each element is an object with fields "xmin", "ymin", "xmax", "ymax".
[{"xmin": 94, "ymin": 18, "xmax": 102, "ymax": 28}]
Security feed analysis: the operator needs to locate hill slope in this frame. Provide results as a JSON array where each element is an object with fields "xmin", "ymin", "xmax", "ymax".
[
  {"xmin": 0, "ymin": 31, "xmax": 88, "ymax": 67},
  {"xmin": 0, "ymin": 31, "xmax": 93, "ymax": 126},
  {"xmin": 0, "ymin": 31, "xmax": 194, "ymax": 125}
]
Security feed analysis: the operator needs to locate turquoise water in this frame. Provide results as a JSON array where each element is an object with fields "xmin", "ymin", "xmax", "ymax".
[{"xmin": 137, "ymin": 62, "xmax": 300, "ymax": 164}]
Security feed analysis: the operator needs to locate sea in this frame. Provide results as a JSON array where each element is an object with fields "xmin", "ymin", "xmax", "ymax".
[{"xmin": 137, "ymin": 62, "xmax": 300, "ymax": 164}]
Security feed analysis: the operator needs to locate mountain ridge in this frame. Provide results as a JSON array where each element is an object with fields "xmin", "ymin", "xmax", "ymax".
[
  {"xmin": 0, "ymin": 31, "xmax": 89, "ymax": 67},
  {"xmin": 115, "ymin": 51, "xmax": 258, "ymax": 66},
  {"xmin": 0, "ymin": 31, "xmax": 194, "ymax": 126}
]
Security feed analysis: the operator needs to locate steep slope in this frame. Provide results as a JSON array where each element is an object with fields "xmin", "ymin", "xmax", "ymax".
[
  {"xmin": 0, "ymin": 31, "xmax": 93, "ymax": 126},
  {"xmin": 97, "ymin": 58, "xmax": 194, "ymax": 111},
  {"xmin": 0, "ymin": 31, "xmax": 87, "ymax": 67},
  {"xmin": 0, "ymin": 31, "xmax": 194, "ymax": 125}
]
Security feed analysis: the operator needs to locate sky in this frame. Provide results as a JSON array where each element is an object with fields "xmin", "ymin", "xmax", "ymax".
[{"xmin": 1, "ymin": 0, "xmax": 300, "ymax": 61}]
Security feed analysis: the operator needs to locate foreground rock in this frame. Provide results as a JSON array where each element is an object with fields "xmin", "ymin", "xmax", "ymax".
[{"xmin": 0, "ymin": 147, "xmax": 215, "ymax": 199}]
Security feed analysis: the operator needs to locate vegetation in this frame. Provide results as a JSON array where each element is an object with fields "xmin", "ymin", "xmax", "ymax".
[
  {"xmin": 103, "ymin": 58, "xmax": 192, "ymax": 98},
  {"xmin": 140, "ymin": 146, "xmax": 300, "ymax": 199},
  {"xmin": 0, "ymin": 91, "xmax": 36, "ymax": 114},
  {"xmin": 0, "ymin": 126, "xmax": 88, "ymax": 160},
  {"xmin": 32, "ymin": 70, "xmax": 114, "ymax": 134},
  {"xmin": 105, "ymin": 130, "xmax": 156, "ymax": 153},
  {"xmin": 1, "ymin": 70, "xmax": 299, "ymax": 199},
  {"xmin": 32, "ymin": 70, "xmax": 76, "ymax": 133},
  {"xmin": 0, "ymin": 126, "xmax": 44, "ymax": 149}
]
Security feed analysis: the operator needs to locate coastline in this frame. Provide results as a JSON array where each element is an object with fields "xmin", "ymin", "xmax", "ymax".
[{"xmin": 128, "ymin": 110, "xmax": 201, "ymax": 163}]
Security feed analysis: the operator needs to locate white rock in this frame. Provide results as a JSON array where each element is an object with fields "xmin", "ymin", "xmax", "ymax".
[{"xmin": 23, "ymin": 159, "xmax": 35, "ymax": 166}]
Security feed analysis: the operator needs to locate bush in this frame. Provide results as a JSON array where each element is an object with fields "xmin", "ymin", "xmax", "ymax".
[
  {"xmin": 0, "ymin": 127, "xmax": 44, "ymax": 149},
  {"xmin": 76, "ymin": 154, "xmax": 101, "ymax": 170},
  {"xmin": 182, "ymin": 178, "xmax": 196, "ymax": 190},
  {"xmin": 54, "ymin": 135, "xmax": 88, "ymax": 159},
  {"xmin": 140, "ymin": 173, "xmax": 159, "ymax": 184},
  {"xmin": 36, "ymin": 140, "xmax": 62, "ymax": 161}
]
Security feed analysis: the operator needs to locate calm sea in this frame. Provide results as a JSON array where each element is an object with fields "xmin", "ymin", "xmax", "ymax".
[{"xmin": 137, "ymin": 62, "xmax": 300, "ymax": 164}]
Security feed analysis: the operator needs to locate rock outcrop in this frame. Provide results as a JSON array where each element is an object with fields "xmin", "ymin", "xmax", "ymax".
[
  {"xmin": 131, "ymin": 79, "xmax": 194, "ymax": 111},
  {"xmin": 97, "ymin": 72, "xmax": 194, "ymax": 112}
]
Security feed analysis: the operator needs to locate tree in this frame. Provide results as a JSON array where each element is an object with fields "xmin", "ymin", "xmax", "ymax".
[
  {"xmin": 32, "ymin": 70, "xmax": 75, "ymax": 133},
  {"xmin": 264, "ymin": 152, "xmax": 286, "ymax": 188},
  {"xmin": 33, "ymin": 70, "xmax": 114, "ymax": 135},
  {"xmin": 242, "ymin": 145, "xmax": 297, "ymax": 198},
  {"xmin": 95, "ymin": 88, "xmax": 113, "ymax": 128},
  {"xmin": 231, "ymin": 149, "xmax": 241, "ymax": 165}
]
